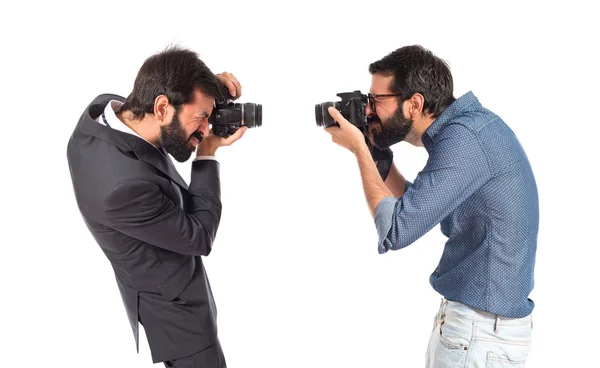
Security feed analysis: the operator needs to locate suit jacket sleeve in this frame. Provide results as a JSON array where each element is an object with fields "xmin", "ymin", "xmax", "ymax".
[{"xmin": 103, "ymin": 160, "xmax": 222, "ymax": 256}]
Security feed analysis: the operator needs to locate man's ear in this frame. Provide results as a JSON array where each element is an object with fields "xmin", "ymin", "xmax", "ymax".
[
  {"xmin": 154, "ymin": 95, "xmax": 170, "ymax": 123},
  {"xmin": 408, "ymin": 93, "xmax": 425, "ymax": 118}
]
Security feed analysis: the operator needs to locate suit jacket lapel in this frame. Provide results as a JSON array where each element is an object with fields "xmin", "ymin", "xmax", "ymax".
[
  {"xmin": 78, "ymin": 94, "xmax": 190, "ymax": 191},
  {"xmin": 132, "ymin": 143, "xmax": 189, "ymax": 191}
]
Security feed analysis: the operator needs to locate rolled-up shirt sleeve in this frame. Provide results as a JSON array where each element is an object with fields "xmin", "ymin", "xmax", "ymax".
[
  {"xmin": 375, "ymin": 180, "xmax": 412, "ymax": 254},
  {"xmin": 373, "ymin": 124, "xmax": 490, "ymax": 254}
]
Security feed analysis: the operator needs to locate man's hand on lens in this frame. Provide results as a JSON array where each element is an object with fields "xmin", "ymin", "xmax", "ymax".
[
  {"xmin": 197, "ymin": 126, "xmax": 248, "ymax": 157},
  {"xmin": 197, "ymin": 71, "xmax": 246, "ymax": 157},
  {"xmin": 324, "ymin": 107, "xmax": 368, "ymax": 154},
  {"xmin": 216, "ymin": 72, "xmax": 242, "ymax": 99}
]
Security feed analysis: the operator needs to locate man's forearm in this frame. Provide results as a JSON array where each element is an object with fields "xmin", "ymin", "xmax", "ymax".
[
  {"xmin": 383, "ymin": 161, "xmax": 407, "ymax": 198},
  {"xmin": 355, "ymin": 146, "xmax": 394, "ymax": 218}
]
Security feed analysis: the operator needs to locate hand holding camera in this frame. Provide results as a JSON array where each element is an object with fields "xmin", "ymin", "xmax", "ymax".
[
  {"xmin": 196, "ymin": 72, "xmax": 261, "ymax": 156},
  {"xmin": 209, "ymin": 72, "xmax": 262, "ymax": 138},
  {"xmin": 216, "ymin": 72, "xmax": 242, "ymax": 99},
  {"xmin": 316, "ymin": 90, "xmax": 393, "ymax": 180},
  {"xmin": 324, "ymin": 106, "xmax": 368, "ymax": 154},
  {"xmin": 197, "ymin": 125, "xmax": 248, "ymax": 156}
]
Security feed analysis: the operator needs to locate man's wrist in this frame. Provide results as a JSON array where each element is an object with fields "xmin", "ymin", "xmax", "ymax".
[
  {"xmin": 197, "ymin": 150, "xmax": 216, "ymax": 157},
  {"xmin": 197, "ymin": 143, "xmax": 218, "ymax": 157},
  {"xmin": 353, "ymin": 142, "xmax": 371, "ymax": 158}
]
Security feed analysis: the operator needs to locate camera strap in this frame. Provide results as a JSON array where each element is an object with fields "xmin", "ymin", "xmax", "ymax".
[{"xmin": 364, "ymin": 135, "xmax": 393, "ymax": 181}]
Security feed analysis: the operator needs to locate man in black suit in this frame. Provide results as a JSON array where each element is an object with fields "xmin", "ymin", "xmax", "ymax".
[{"xmin": 66, "ymin": 46, "xmax": 247, "ymax": 367}]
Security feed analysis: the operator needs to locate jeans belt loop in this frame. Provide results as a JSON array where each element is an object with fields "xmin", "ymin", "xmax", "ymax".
[
  {"xmin": 494, "ymin": 315, "xmax": 500, "ymax": 334},
  {"xmin": 438, "ymin": 298, "xmax": 448, "ymax": 327}
]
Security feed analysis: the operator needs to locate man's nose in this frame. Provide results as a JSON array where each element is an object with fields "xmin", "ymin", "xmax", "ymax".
[
  {"xmin": 365, "ymin": 103, "xmax": 375, "ymax": 117},
  {"xmin": 197, "ymin": 125, "xmax": 209, "ymax": 136}
]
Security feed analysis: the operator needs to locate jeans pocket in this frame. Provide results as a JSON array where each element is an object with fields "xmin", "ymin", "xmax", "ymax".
[
  {"xmin": 428, "ymin": 320, "xmax": 470, "ymax": 368},
  {"xmin": 440, "ymin": 319, "xmax": 470, "ymax": 351}
]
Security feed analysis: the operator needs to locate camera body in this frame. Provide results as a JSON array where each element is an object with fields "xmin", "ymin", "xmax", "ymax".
[
  {"xmin": 314, "ymin": 90, "xmax": 368, "ymax": 130},
  {"xmin": 209, "ymin": 89, "xmax": 262, "ymax": 138}
]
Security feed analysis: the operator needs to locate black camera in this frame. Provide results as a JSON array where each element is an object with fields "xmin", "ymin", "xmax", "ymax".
[
  {"xmin": 315, "ymin": 90, "xmax": 368, "ymax": 130},
  {"xmin": 209, "ymin": 89, "xmax": 262, "ymax": 138}
]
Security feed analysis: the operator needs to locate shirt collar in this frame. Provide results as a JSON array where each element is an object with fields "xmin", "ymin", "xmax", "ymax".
[
  {"xmin": 424, "ymin": 91, "xmax": 479, "ymax": 141},
  {"xmin": 98, "ymin": 100, "xmax": 157, "ymax": 147}
]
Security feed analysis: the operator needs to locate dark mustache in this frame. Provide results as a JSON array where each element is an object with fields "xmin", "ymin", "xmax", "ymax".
[
  {"xmin": 367, "ymin": 115, "xmax": 382, "ymax": 124},
  {"xmin": 189, "ymin": 131, "xmax": 203, "ymax": 142}
]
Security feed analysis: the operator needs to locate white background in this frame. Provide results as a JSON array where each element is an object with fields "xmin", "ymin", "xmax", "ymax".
[{"xmin": 1, "ymin": 0, "xmax": 598, "ymax": 367}]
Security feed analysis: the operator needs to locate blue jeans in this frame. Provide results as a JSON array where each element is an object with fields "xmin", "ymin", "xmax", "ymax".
[{"xmin": 426, "ymin": 298, "xmax": 533, "ymax": 367}]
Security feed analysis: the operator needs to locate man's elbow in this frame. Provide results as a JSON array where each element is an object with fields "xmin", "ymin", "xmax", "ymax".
[
  {"xmin": 186, "ymin": 231, "xmax": 215, "ymax": 257},
  {"xmin": 186, "ymin": 214, "xmax": 220, "ymax": 256},
  {"xmin": 377, "ymin": 231, "xmax": 415, "ymax": 254}
]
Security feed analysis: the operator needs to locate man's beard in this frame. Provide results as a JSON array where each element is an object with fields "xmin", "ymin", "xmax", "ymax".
[
  {"xmin": 160, "ymin": 113, "xmax": 203, "ymax": 162},
  {"xmin": 369, "ymin": 105, "xmax": 413, "ymax": 149}
]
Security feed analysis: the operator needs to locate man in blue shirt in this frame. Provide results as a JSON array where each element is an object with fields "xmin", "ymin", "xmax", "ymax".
[{"xmin": 324, "ymin": 45, "xmax": 538, "ymax": 367}]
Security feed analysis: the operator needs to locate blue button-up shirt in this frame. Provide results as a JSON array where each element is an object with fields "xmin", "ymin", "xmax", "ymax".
[{"xmin": 374, "ymin": 91, "xmax": 539, "ymax": 318}]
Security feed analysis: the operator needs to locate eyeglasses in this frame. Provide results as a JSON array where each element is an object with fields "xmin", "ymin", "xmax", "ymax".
[{"xmin": 367, "ymin": 92, "xmax": 402, "ymax": 113}]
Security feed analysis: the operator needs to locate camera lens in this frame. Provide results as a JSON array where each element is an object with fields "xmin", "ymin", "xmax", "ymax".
[
  {"xmin": 315, "ymin": 101, "xmax": 341, "ymax": 128},
  {"xmin": 241, "ymin": 103, "xmax": 262, "ymax": 128}
]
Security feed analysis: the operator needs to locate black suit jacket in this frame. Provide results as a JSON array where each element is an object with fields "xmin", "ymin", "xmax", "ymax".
[{"xmin": 67, "ymin": 94, "xmax": 222, "ymax": 363}]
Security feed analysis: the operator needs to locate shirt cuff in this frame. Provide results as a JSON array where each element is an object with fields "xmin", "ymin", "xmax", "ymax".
[
  {"xmin": 374, "ymin": 196, "xmax": 397, "ymax": 254},
  {"xmin": 194, "ymin": 156, "xmax": 218, "ymax": 161}
]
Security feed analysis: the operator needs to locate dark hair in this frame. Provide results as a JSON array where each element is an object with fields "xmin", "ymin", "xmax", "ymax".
[
  {"xmin": 368, "ymin": 45, "xmax": 455, "ymax": 118},
  {"xmin": 121, "ymin": 45, "xmax": 223, "ymax": 119}
]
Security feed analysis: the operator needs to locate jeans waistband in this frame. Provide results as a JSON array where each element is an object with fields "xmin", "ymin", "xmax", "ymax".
[{"xmin": 438, "ymin": 298, "xmax": 533, "ymax": 332}]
